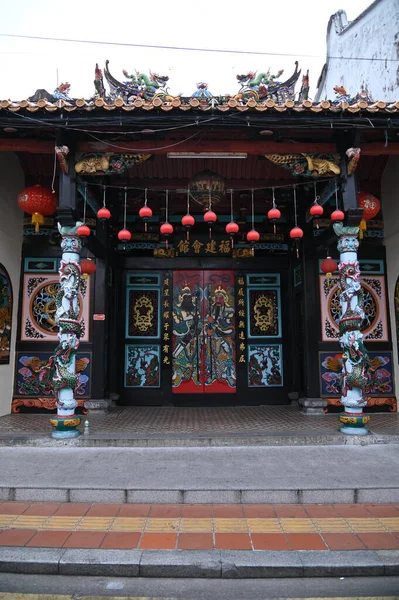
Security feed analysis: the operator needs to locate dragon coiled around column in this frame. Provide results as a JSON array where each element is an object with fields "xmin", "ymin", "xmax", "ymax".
[{"xmin": 338, "ymin": 259, "xmax": 369, "ymax": 399}]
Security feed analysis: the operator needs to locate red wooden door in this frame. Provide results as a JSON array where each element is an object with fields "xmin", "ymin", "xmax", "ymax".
[{"xmin": 172, "ymin": 270, "xmax": 236, "ymax": 394}]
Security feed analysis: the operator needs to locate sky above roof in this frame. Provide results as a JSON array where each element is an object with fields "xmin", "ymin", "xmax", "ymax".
[{"xmin": 0, "ymin": 0, "xmax": 373, "ymax": 101}]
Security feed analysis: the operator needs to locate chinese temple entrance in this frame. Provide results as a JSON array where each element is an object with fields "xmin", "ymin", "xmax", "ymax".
[
  {"xmin": 119, "ymin": 261, "xmax": 291, "ymax": 407},
  {"xmin": 172, "ymin": 270, "xmax": 236, "ymax": 394}
]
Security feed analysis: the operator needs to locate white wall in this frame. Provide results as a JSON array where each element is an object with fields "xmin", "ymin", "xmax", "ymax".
[
  {"xmin": 0, "ymin": 153, "xmax": 24, "ymax": 416},
  {"xmin": 382, "ymin": 156, "xmax": 399, "ymax": 407},
  {"xmin": 316, "ymin": 0, "xmax": 399, "ymax": 101}
]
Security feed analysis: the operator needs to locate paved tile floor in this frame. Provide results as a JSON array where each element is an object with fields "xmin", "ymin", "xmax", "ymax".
[
  {"xmin": 0, "ymin": 406, "xmax": 398, "ymax": 436},
  {"xmin": 1, "ymin": 501, "xmax": 399, "ymax": 551}
]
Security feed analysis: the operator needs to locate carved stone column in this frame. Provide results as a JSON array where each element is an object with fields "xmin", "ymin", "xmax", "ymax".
[
  {"xmin": 49, "ymin": 221, "xmax": 83, "ymax": 438},
  {"xmin": 333, "ymin": 222, "xmax": 370, "ymax": 435}
]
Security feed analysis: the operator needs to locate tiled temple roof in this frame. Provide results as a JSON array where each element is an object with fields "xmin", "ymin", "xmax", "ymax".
[{"xmin": 1, "ymin": 97, "xmax": 399, "ymax": 114}]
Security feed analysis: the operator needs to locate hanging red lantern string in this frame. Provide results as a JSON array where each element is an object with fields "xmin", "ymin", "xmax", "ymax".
[
  {"xmin": 289, "ymin": 185, "xmax": 303, "ymax": 258},
  {"xmin": 320, "ymin": 255, "xmax": 338, "ymax": 288},
  {"xmin": 139, "ymin": 188, "xmax": 153, "ymax": 232},
  {"xmin": 77, "ymin": 184, "xmax": 91, "ymax": 237},
  {"xmin": 358, "ymin": 191, "xmax": 380, "ymax": 239},
  {"xmin": 246, "ymin": 188, "xmax": 260, "ymax": 256},
  {"xmin": 309, "ymin": 182, "xmax": 323, "ymax": 228},
  {"xmin": 160, "ymin": 189, "xmax": 173, "ymax": 249},
  {"xmin": 267, "ymin": 187, "xmax": 281, "ymax": 234},
  {"xmin": 225, "ymin": 189, "xmax": 239, "ymax": 248},
  {"xmin": 118, "ymin": 187, "xmax": 131, "ymax": 242},
  {"xmin": 17, "ymin": 184, "xmax": 57, "ymax": 233},
  {"xmin": 181, "ymin": 187, "xmax": 195, "ymax": 240},
  {"xmin": 97, "ymin": 185, "xmax": 111, "ymax": 221},
  {"xmin": 331, "ymin": 180, "xmax": 345, "ymax": 224},
  {"xmin": 203, "ymin": 187, "xmax": 217, "ymax": 239}
]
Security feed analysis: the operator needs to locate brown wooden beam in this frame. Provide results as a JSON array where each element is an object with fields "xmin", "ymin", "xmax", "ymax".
[
  {"xmin": 78, "ymin": 140, "xmax": 337, "ymax": 155},
  {"xmin": 0, "ymin": 139, "xmax": 55, "ymax": 153},
  {"xmin": 120, "ymin": 179, "xmax": 294, "ymax": 189},
  {"xmin": 0, "ymin": 138, "xmax": 398, "ymax": 156}
]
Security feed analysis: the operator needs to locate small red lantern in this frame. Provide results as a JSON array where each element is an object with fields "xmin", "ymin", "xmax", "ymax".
[
  {"xmin": 77, "ymin": 224, "xmax": 91, "ymax": 237},
  {"xmin": 204, "ymin": 209, "xmax": 217, "ymax": 239},
  {"xmin": 17, "ymin": 184, "xmax": 56, "ymax": 232},
  {"xmin": 358, "ymin": 191, "xmax": 380, "ymax": 239},
  {"xmin": 97, "ymin": 207, "xmax": 111, "ymax": 221},
  {"xmin": 331, "ymin": 209, "xmax": 345, "ymax": 223},
  {"xmin": 267, "ymin": 207, "xmax": 281, "ymax": 234},
  {"xmin": 80, "ymin": 258, "xmax": 96, "ymax": 276},
  {"xmin": 118, "ymin": 228, "xmax": 131, "ymax": 242},
  {"xmin": 290, "ymin": 226, "xmax": 304, "ymax": 258},
  {"xmin": 181, "ymin": 214, "xmax": 195, "ymax": 240},
  {"xmin": 139, "ymin": 205, "xmax": 153, "ymax": 232},
  {"xmin": 310, "ymin": 203, "xmax": 324, "ymax": 228},
  {"xmin": 320, "ymin": 256, "xmax": 338, "ymax": 282},
  {"xmin": 247, "ymin": 229, "xmax": 260, "ymax": 255},
  {"xmin": 226, "ymin": 221, "xmax": 239, "ymax": 247},
  {"xmin": 160, "ymin": 221, "xmax": 173, "ymax": 248}
]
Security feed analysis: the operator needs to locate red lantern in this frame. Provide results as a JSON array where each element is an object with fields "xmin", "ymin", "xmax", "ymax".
[
  {"xmin": 181, "ymin": 214, "xmax": 195, "ymax": 240},
  {"xmin": 97, "ymin": 207, "xmax": 111, "ymax": 221},
  {"xmin": 118, "ymin": 228, "xmax": 131, "ymax": 241},
  {"xmin": 358, "ymin": 191, "xmax": 380, "ymax": 239},
  {"xmin": 17, "ymin": 184, "xmax": 56, "ymax": 232},
  {"xmin": 267, "ymin": 207, "xmax": 281, "ymax": 234},
  {"xmin": 310, "ymin": 203, "xmax": 324, "ymax": 229},
  {"xmin": 320, "ymin": 256, "xmax": 338, "ymax": 282},
  {"xmin": 160, "ymin": 221, "xmax": 173, "ymax": 249},
  {"xmin": 204, "ymin": 209, "xmax": 217, "ymax": 239},
  {"xmin": 80, "ymin": 258, "xmax": 96, "ymax": 276},
  {"xmin": 77, "ymin": 224, "xmax": 91, "ymax": 237},
  {"xmin": 139, "ymin": 205, "xmax": 153, "ymax": 232},
  {"xmin": 226, "ymin": 221, "xmax": 239, "ymax": 247},
  {"xmin": 331, "ymin": 209, "xmax": 345, "ymax": 223},
  {"xmin": 290, "ymin": 226, "xmax": 303, "ymax": 259},
  {"xmin": 247, "ymin": 229, "xmax": 260, "ymax": 243}
]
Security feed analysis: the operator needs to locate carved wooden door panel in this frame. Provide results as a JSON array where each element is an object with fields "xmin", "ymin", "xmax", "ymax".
[{"xmin": 172, "ymin": 270, "xmax": 236, "ymax": 394}]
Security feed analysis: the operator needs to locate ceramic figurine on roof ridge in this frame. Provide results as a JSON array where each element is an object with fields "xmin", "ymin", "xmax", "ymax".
[
  {"xmin": 94, "ymin": 63, "xmax": 106, "ymax": 98},
  {"xmin": 191, "ymin": 82, "xmax": 214, "ymax": 105},
  {"xmin": 231, "ymin": 62, "xmax": 301, "ymax": 103},
  {"xmin": 104, "ymin": 61, "xmax": 177, "ymax": 102},
  {"xmin": 332, "ymin": 85, "xmax": 373, "ymax": 105},
  {"xmin": 53, "ymin": 83, "xmax": 72, "ymax": 101}
]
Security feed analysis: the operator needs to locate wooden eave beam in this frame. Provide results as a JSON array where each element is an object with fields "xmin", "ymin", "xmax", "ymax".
[{"xmin": 1, "ymin": 138, "xmax": 399, "ymax": 156}]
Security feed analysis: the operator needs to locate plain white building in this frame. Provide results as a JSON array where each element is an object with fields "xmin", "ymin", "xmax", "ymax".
[{"xmin": 316, "ymin": 0, "xmax": 399, "ymax": 102}]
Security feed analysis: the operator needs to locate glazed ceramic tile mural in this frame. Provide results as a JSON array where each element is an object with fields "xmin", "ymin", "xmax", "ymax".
[
  {"xmin": 319, "ymin": 351, "xmax": 394, "ymax": 397},
  {"xmin": 14, "ymin": 352, "xmax": 91, "ymax": 397},
  {"xmin": 319, "ymin": 274, "xmax": 388, "ymax": 342},
  {"xmin": 0, "ymin": 264, "xmax": 12, "ymax": 365},
  {"xmin": 248, "ymin": 344, "xmax": 283, "ymax": 387},
  {"xmin": 21, "ymin": 273, "xmax": 90, "ymax": 342}
]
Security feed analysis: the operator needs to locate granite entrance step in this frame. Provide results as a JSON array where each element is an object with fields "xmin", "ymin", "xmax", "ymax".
[
  {"xmin": 1, "ymin": 444, "xmax": 399, "ymax": 505},
  {"xmin": 0, "ymin": 406, "xmax": 399, "ymax": 447},
  {"xmin": 0, "ymin": 500, "xmax": 399, "ymax": 578}
]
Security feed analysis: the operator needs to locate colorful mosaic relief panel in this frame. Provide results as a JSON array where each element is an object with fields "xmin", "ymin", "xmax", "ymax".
[
  {"xmin": 126, "ymin": 288, "xmax": 160, "ymax": 338},
  {"xmin": 14, "ymin": 352, "xmax": 91, "ymax": 397},
  {"xmin": 21, "ymin": 274, "xmax": 90, "ymax": 342},
  {"xmin": 125, "ymin": 345, "xmax": 160, "ymax": 388},
  {"xmin": 319, "ymin": 275, "xmax": 388, "ymax": 342},
  {"xmin": 0, "ymin": 264, "xmax": 12, "ymax": 365},
  {"xmin": 320, "ymin": 351, "xmax": 395, "ymax": 397},
  {"xmin": 248, "ymin": 344, "xmax": 283, "ymax": 387},
  {"xmin": 247, "ymin": 288, "xmax": 281, "ymax": 338}
]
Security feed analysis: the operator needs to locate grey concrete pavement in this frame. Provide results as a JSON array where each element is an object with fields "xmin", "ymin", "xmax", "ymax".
[
  {"xmin": 1, "ymin": 573, "xmax": 399, "ymax": 599},
  {"xmin": 1, "ymin": 444, "xmax": 399, "ymax": 503}
]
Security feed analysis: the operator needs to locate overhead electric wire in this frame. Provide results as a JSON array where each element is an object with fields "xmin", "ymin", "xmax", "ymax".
[{"xmin": 0, "ymin": 32, "xmax": 398, "ymax": 62}]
